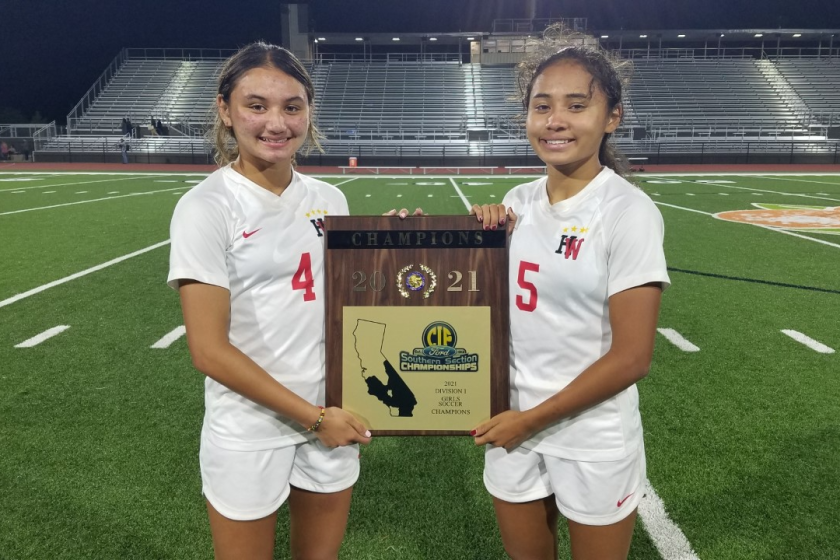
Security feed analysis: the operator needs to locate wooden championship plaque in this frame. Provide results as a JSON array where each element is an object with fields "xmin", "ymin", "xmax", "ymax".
[{"xmin": 324, "ymin": 215, "xmax": 509, "ymax": 436}]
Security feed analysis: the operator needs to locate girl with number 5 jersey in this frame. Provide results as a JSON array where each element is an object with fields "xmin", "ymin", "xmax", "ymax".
[{"xmin": 471, "ymin": 25, "xmax": 670, "ymax": 560}]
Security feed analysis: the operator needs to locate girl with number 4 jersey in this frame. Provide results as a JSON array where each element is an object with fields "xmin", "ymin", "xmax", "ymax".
[{"xmin": 168, "ymin": 43, "xmax": 373, "ymax": 560}]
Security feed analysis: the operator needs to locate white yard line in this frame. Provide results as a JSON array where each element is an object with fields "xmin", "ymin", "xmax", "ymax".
[
  {"xmin": 0, "ymin": 240, "xmax": 170, "ymax": 309},
  {"xmin": 657, "ymin": 328, "xmax": 700, "ymax": 352},
  {"xmin": 755, "ymin": 175, "xmax": 840, "ymax": 188},
  {"xmin": 643, "ymin": 172, "xmax": 840, "ymax": 177},
  {"xmin": 639, "ymin": 479, "xmax": 701, "ymax": 560},
  {"xmin": 781, "ymin": 330, "xmax": 835, "ymax": 354},
  {"xmin": 748, "ymin": 224, "xmax": 840, "ymax": 249},
  {"xmin": 0, "ymin": 171, "xmax": 208, "ymax": 177},
  {"xmin": 0, "ymin": 187, "xmax": 187, "ymax": 216},
  {"xmin": 14, "ymin": 325, "xmax": 71, "ymax": 348},
  {"xmin": 151, "ymin": 326, "xmax": 187, "ymax": 349},
  {"xmin": 316, "ymin": 174, "xmax": 542, "ymax": 180},
  {"xmin": 687, "ymin": 179, "xmax": 840, "ymax": 203},
  {"xmin": 654, "ymin": 202, "xmax": 713, "ymax": 216},
  {"xmin": 332, "ymin": 177, "xmax": 359, "ymax": 187},
  {"xmin": 0, "ymin": 175, "xmax": 147, "ymax": 193},
  {"xmin": 655, "ymin": 202, "xmax": 840, "ymax": 249},
  {"xmin": 447, "ymin": 177, "xmax": 472, "ymax": 210}
]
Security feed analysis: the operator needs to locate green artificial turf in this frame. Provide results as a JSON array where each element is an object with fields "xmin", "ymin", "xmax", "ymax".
[{"xmin": 0, "ymin": 171, "xmax": 837, "ymax": 559}]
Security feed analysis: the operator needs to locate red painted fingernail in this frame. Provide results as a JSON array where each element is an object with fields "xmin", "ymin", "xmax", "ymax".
[{"xmin": 470, "ymin": 430, "xmax": 477, "ymax": 436}]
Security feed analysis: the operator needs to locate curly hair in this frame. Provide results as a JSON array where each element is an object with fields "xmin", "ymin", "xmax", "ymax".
[
  {"xmin": 516, "ymin": 24, "xmax": 633, "ymax": 176},
  {"xmin": 210, "ymin": 42, "xmax": 324, "ymax": 167}
]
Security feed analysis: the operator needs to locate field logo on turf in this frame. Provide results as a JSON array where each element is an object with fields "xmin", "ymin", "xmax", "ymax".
[{"xmin": 715, "ymin": 204, "xmax": 840, "ymax": 235}]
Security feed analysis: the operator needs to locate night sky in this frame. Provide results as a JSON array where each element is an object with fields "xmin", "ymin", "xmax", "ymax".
[{"xmin": 1, "ymin": 0, "xmax": 839, "ymax": 123}]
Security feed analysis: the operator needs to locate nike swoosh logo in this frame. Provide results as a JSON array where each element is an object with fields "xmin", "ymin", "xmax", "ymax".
[
  {"xmin": 617, "ymin": 493, "xmax": 635, "ymax": 508},
  {"xmin": 243, "ymin": 228, "xmax": 261, "ymax": 239}
]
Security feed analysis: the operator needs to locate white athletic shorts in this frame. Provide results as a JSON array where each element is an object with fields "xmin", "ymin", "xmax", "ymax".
[
  {"xmin": 484, "ymin": 443, "xmax": 646, "ymax": 526},
  {"xmin": 200, "ymin": 432, "xmax": 360, "ymax": 521}
]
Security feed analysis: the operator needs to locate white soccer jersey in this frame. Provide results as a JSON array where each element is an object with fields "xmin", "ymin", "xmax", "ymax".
[
  {"xmin": 168, "ymin": 165, "xmax": 349, "ymax": 451},
  {"xmin": 504, "ymin": 167, "xmax": 670, "ymax": 461}
]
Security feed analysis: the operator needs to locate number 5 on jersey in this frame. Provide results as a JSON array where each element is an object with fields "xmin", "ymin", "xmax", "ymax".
[
  {"xmin": 516, "ymin": 261, "xmax": 539, "ymax": 312},
  {"xmin": 292, "ymin": 252, "xmax": 316, "ymax": 301}
]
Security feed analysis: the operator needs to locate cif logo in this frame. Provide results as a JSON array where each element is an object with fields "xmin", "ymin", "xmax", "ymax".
[
  {"xmin": 422, "ymin": 322, "xmax": 457, "ymax": 350},
  {"xmin": 404, "ymin": 321, "xmax": 478, "ymax": 369}
]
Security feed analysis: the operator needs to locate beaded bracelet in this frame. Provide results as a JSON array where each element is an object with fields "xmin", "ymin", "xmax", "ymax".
[{"xmin": 308, "ymin": 406, "xmax": 325, "ymax": 432}]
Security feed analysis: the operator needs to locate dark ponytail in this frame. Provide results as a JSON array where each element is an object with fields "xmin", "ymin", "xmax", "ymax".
[{"xmin": 599, "ymin": 135, "xmax": 629, "ymax": 177}]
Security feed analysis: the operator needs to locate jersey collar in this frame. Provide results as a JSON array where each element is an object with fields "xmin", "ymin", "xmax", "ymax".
[{"xmin": 541, "ymin": 167, "xmax": 613, "ymax": 214}]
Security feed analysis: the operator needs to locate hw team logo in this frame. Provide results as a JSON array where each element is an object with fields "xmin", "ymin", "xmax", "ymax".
[
  {"xmin": 399, "ymin": 321, "xmax": 479, "ymax": 372},
  {"xmin": 556, "ymin": 225, "xmax": 589, "ymax": 260},
  {"xmin": 305, "ymin": 209, "xmax": 329, "ymax": 237}
]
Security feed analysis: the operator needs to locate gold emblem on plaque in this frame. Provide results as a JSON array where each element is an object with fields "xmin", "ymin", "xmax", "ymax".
[{"xmin": 396, "ymin": 264, "xmax": 437, "ymax": 299}]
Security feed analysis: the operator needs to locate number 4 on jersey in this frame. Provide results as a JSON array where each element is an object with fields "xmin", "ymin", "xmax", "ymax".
[{"xmin": 292, "ymin": 252, "xmax": 316, "ymax": 301}]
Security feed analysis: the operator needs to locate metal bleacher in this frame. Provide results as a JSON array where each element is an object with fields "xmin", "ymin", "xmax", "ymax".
[
  {"xmin": 69, "ymin": 58, "xmax": 223, "ymax": 136},
  {"xmin": 313, "ymin": 61, "xmax": 482, "ymax": 141},
  {"xmin": 71, "ymin": 59, "xmax": 182, "ymax": 134},
  {"xmin": 37, "ymin": 46, "xmax": 840, "ymax": 163},
  {"xmin": 628, "ymin": 58, "xmax": 806, "ymax": 139},
  {"xmin": 468, "ymin": 64, "xmax": 523, "ymax": 138},
  {"xmin": 774, "ymin": 58, "xmax": 840, "ymax": 125}
]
